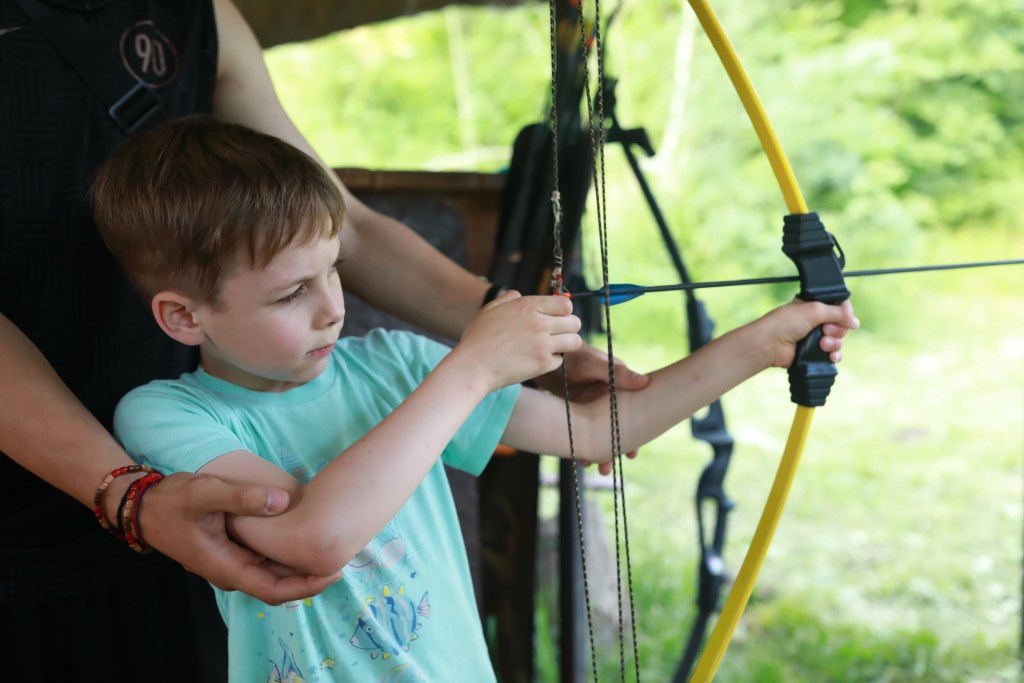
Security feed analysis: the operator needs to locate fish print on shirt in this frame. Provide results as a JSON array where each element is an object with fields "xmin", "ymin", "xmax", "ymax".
[
  {"xmin": 349, "ymin": 585, "xmax": 430, "ymax": 661},
  {"xmin": 267, "ymin": 638, "xmax": 305, "ymax": 683}
]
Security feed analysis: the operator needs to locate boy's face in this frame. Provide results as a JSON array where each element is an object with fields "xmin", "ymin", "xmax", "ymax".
[{"xmin": 192, "ymin": 234, "xmax": 345, "ymax": 392}]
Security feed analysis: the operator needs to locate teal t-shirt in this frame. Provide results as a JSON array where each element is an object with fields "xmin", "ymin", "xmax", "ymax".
[{"xmin": 114, "ymin": 329, "xmax": 520, "ymax": 682}]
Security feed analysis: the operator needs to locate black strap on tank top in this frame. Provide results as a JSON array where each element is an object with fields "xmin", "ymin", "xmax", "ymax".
[{"xmin": 14, "ymin": 0, "xmax": 162, "ymax": 133}]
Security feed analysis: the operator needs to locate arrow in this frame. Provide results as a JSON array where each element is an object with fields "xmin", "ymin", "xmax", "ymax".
[{"xmin": 570, "ymin": 258, "xmax": 1024, "ymax": 305}]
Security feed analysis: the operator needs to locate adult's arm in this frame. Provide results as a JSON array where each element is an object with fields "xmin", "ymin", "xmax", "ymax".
[
  {"xmin": 212, "ymin": 0, "xmax": 485, "ymax": 340},
  {"xmin": 0, "ymin": 313, "xmax": 338, "ymax": 604}
]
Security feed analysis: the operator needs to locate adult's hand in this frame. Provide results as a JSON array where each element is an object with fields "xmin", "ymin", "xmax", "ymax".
[
  {"xmin": 139, "ymin": 473, "xmax": 342, "ymax": 605},
  {"xmin": 532, "ymin": 342, "xmax": 649, "ymax": 475},
  {"xmin": 532, "ymin": 342, "xmax": 649, "ymax": 402}
]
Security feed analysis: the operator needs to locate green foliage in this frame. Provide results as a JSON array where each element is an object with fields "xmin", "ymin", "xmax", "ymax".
[{"xmin": 266, "ymin": 7, "xmax": 552, "ymax": 170}]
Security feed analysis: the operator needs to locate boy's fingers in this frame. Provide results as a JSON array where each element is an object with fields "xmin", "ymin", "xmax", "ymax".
[
  {"xmin": 825, "ymin": 321, "xmax": 856, "ymax": 340},
  {"xmin": 547, "ymin": 313, "xmax": 582, "ymax": 335},
  {"xmin": 527, "ymin": 293, "xmax": 574, "ymax": 315},
  {"xmin": 481, "ymin": 288, "xmax": 521, "ymax": 311},
  {"xmin": 552, "ymin": 333, "xmax": 584, "ymax": 354},
  {"xmin": 835, "ymin": 300, "xmax": 860, "ymax": 328}
]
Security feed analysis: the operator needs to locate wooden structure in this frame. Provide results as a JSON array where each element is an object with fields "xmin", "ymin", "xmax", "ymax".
[{"xmin": 236, "ymin": 0, "xmax": 523, "ymax": 49}]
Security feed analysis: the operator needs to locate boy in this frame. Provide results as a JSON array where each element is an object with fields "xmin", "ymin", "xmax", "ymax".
[{"xmin": 92, "ymin": 115, "xmax": 857, "ymax": 682}]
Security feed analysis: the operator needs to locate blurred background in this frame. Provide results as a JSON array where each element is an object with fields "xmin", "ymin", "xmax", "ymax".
[{"xmin": 250, "ymin": 1, "xmax": 1023, "ymax": 680}]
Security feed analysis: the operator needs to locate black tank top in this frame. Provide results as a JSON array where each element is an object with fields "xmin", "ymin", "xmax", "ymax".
[{"xmin": 0, "ymin": 0, "xmax": 217, "ymax": 604}]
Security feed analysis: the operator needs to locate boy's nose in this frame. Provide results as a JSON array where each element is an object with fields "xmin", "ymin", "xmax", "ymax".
[{"xmin": 316, "ymin": 287, "xmax": 345, "ymax": 329}]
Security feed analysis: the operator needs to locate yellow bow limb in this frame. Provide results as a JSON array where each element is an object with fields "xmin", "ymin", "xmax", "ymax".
[{"xmin": 685, "ymin": 1, "xmax": 821, "ymax": 681}]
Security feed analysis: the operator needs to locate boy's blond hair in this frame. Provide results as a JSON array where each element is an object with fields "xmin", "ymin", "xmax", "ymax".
[{"xmin": 92, "ymin": 115, "xmax": 344, "ymax": 306}]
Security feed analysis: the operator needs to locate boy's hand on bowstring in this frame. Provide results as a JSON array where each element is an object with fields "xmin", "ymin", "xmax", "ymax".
[
  {"xmin": 455, "ymin": 290, "xmax": 583, "ymax": 392},
  {"xmin": 760, "ymin": 298, "xmax": 860, "ymax": 369}
]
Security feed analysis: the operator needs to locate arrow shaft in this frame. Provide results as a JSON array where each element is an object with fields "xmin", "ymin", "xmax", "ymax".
[{"xmin": 571, "ymin": 258, "xmax": 1024, "ymax": 301}]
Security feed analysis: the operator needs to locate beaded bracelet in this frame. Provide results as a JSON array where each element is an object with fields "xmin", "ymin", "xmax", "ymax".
[
  {"xmin": 114, "ymin": 485, "xmax": 134, "ymax": 538},
  {"xmin": 92, "ymin": 465, "xmax": 154, "ymax": 536},
  {"xmin": 121, "ymin": 471, "xmax": 165, "ymax": 554}
]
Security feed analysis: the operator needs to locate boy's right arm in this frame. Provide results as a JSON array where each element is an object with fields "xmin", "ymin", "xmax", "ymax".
[{"xmin": 184, "ymin": 292, "xmax": 582, "ymax": 578}]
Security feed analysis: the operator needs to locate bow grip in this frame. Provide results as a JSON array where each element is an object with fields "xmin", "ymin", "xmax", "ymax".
[{"xmin": 781, "ymin": 212, "xmax": 850, "ymax": 407}]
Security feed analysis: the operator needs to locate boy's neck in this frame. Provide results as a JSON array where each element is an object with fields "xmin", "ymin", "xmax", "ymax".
[{"xmin": 197, "ymin": 349, "xmax": 321, "ymax": 394}]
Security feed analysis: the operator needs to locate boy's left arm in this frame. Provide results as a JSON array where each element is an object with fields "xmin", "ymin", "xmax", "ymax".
[{"xmin": 502, "ymin": 299, "xmax": 858, "ymax": 463}]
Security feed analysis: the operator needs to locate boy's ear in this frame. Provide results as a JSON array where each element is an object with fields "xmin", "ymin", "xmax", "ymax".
[{"xmin": 152, "ymin": 292, "xmax": 205, "ymax": 346}]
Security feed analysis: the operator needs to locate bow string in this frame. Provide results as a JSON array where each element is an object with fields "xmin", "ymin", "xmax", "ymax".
[{"xmin": 600, "ymin": 63, "xmax": 739, "ymax": 683}]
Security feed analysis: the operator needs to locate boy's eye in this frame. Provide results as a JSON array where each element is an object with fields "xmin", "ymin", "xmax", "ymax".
[
  {"xmin": 278, "ymin": 284, "xmax": 307, "ymax": 304},
  {"xmin": 330, "ymin": 258, "xmax": 344, "ymax": 273}
]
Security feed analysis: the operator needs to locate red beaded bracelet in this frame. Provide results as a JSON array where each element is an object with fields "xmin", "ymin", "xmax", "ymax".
[
  {"xmin": 92, "ymin": 465, "xmax": 154, "ymax": 537},
  {"xmin": 121, "ymin": 471, "xmax": 164, "ymax": 553}
]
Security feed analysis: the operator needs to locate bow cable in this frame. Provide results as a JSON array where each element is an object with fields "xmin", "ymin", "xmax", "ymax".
[
  {"xmin": 600, "ymin": 48, "xmax": 740, "ymax": 683},
  {"xmin": 548, "ymin": 0, "xmax": 601, "ymax": 679},
  {"xmin": 572, "ymin": 1, "xmax": 642, "ymax": 678},
  {"xmin": 551, "ymin": 0, "xmax": 641, "ymax": 678},
  {"xmin": 548, "ymin": 0, "xmax": 602, "ymax": 679}
]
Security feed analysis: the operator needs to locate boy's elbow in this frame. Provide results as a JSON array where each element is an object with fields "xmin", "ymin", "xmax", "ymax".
[
  {"xmin": 297, "ymin": 549, "xmax": 350, "ymax": 579},
  {"xmin": 288, "ymin": 513, "xmax": 361, "ymax": 577}
]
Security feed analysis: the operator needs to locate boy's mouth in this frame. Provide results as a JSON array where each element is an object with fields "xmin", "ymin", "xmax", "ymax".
[{"xmin": 307, "ymin": 341, "xmax": 336, "ymax": 357}]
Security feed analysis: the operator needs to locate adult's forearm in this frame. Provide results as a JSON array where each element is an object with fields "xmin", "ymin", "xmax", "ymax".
[
  {"xmin": 337, "ymin": 197, "xmax": 489, "ymax": 340},
  {"xmin": 208, "ymin": 0, "xmax": 490, "ymax": 342},
  {"xmin": 0, "ymin": 313, "xmax": 135, "ymax": 508}
]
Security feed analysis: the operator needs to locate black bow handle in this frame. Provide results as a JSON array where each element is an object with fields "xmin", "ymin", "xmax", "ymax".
[{"xmin": 782, "ymin": 213, "xmax": 851, "ymax": 407}]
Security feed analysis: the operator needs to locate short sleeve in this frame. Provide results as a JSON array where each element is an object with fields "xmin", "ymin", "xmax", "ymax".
[
  {"xmin": 366, "ymin": 332, "xmax": 518, "ymax": 476},
  {"xmin": 445, "ymin": 381, "xmax": 520, "ymax": 475},
  {"xmin": 374, "ymin": 330, "xmax": 521, "ymax": 475},
  {"xmin": 114, "ymin": 381, "xmax": 247, "ymax": 474}
]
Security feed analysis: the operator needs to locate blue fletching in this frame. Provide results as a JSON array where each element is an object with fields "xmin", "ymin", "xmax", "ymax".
[{"xmin": 601, "ymin": 283, "xmax": 645, "ymax": 306}]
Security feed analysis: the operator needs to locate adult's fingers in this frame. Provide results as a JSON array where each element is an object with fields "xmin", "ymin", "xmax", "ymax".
[
  {"xmin": 228, "ymin": 561, "xmax": 343, "ymax": 606},
  {"xmin": 139, "ymin": 474, "xmax": 339, "ymax": 605},
  {"xmin": 198, "ymin": 478, "xmax": 292, "ymax": 516}
]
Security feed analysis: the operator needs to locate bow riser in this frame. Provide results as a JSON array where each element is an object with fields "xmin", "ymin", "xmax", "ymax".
[{"xmin": 782, "ymin": 212, "xmax": 851, "ymax": 407}]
